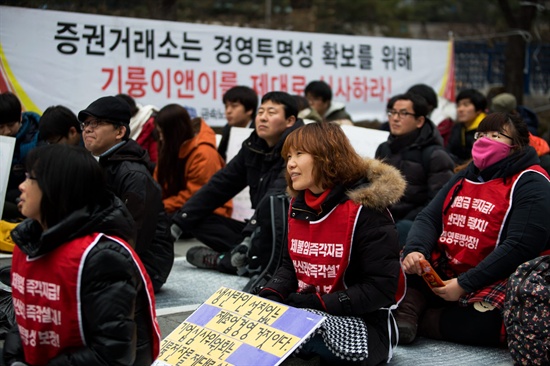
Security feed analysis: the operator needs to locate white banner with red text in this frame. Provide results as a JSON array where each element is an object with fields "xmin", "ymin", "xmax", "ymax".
[{"xmin": 0, "ymin": 6, "xmax": 454, "ymax": 126}]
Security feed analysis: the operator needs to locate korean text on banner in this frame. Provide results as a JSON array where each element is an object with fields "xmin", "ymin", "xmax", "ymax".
[{"xmin": 0, "ymin": 6, "xmax": 451, "ymax": 126}]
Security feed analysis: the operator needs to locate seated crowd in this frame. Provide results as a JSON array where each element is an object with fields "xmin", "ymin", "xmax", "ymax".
[{"xmin": 0, "ymin": 82, "xmax": 549, "ymax": 365}]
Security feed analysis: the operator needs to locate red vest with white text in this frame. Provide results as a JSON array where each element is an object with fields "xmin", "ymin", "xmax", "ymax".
[
  {"xmin": 437, "ymin": 165, "xmax": 549, "ymax": 274},
  {"xmin": 11, "ymin": 233, "xmax": 160, "ymax": 365},
  {"xmin": 288, "ymin": 200, "xmax": 360, "ymax": 294}
]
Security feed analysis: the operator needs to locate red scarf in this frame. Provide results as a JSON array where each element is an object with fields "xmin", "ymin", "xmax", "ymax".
[{"xmin": 304, "ymin": 189, "xmax": 331, "ymax": 213}]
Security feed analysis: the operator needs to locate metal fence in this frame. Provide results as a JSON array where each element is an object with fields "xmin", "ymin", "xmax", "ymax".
[{"xmin": 455, "ymin": 41, "xmax": 550, "ymax": 95}]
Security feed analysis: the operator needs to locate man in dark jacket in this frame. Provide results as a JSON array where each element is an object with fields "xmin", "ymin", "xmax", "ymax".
[
  {"xmin": 171, "ymin": 91, "xmax": 304, "ymax": 274},
  {"xmin": 0, "ymin": 91, "xmax": 41, "ymax": 221},
  {"xmin": 78, "ymin": 96, "xmax": 174, "ymax": 293},
  {"xmin": 376, "ymin": 93, "xmax": 455, "ymax": 247}
]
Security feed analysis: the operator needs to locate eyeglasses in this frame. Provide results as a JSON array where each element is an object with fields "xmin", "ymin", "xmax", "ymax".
[
  {"xmin": 387, "ymin": 110, "xmax": 416, "ymax": 119},
  {"xmin": 80, "ymin": 118, "xmax": 111, "ymax": 130},
  {"xmin": 25, "ymin": 172, "xmax": 37, "ymax": 181},
  {"xmin": 474, "ymin": 131, "xmax": 513, "ymax": 141}
]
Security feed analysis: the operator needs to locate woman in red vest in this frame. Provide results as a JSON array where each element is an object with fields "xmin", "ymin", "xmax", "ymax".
[
  {"xmin": 258, "ymin": 123, "xmax": 406, "ymax": 365},
  {"xmin": 397, "ymin": 112, "xmax": 550, "ymax": 346},
  {"xmin": 3, "ymin": 144, "xmax": 160, "ymax": 365}
]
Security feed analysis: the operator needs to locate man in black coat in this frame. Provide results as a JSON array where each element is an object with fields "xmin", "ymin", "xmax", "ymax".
[
  {"xmin": 376, "ymin": 93, "xmax": 455, "ymax": 247},
  {"xmin": 78, "ymin": 96, "xmax": 174, "ymax": 293},
  {"xmin": 171, "ymin": 91, "xmax": 304, "ymax": 274}
]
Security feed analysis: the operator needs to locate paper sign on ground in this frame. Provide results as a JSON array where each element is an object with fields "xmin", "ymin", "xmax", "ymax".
[
  {"xmin": 0, "ymin": 136, "xmax": 16, "ymax": 219},
  {"xmin": 153, "ymin": 286, "xmax": 325, "ymax": 366}
]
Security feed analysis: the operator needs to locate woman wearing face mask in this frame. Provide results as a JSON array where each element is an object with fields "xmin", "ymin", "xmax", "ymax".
[{"xmin": 395, "ymin": 112, "xmax": 550, "ymax": 347}]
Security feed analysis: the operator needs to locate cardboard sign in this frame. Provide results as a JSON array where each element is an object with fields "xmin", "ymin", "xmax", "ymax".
[{"xmin": 153, "ymin": 287, "xmax": 325, "ymax": 366}]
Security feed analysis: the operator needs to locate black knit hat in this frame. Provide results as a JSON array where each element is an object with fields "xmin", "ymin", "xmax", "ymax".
[{"xmin": 78, "ymin": 96, "xmax": 131, "ymax": 125}]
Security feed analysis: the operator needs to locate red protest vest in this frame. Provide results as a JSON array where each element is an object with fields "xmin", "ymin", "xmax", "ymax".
[
  {"xmin": 11, "ymin": 233, "xmax": 160, "ymax": 365},
  {"xmin": 437, "ymin": 165, "xmax": 549, "ymax": 274},
  {"xmin": 288, "ymin": 200, "xmax": 360, "ymax": 295}
]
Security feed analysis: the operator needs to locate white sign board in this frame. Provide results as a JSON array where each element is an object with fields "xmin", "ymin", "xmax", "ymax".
[
  {"xmin": 226, "ymin": 125, "xmax": 389, "ymax": 220},
  {"xmin": 0, "ymin": 136, "xmax": 16, "ymax": 219}
]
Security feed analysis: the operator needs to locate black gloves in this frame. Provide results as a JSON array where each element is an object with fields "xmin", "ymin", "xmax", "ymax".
[
  {"xmin": 285, "ymin": 292, "xmax": 326, "ymax": 311},
  {"xmin": 258, "ymin": 288, "xmax": 284, "ymax": 304},
  {"xmin": 230, "ymin": 236, "xmax": 252, "ymax": 268}
]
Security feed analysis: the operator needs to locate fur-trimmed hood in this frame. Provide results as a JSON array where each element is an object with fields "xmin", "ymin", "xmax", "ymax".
[
  {"xmin": 288, "ymin": 158, "xmax": 406, "ymax": 213},
  {"xmin": 347, "ymin": 158, "xmax": 406, "ymax": 210}
]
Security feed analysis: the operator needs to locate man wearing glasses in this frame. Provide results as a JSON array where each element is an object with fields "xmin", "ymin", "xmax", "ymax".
[
  {"xmin": 375, "ymin": 92, "xmax": 455, "ymax": 248},
  {"xmin": 38, "ymin": 105, "xmax": 83, "ymax": 146},
  {"xmin": 78, "ymin": 96, "xmax": 174, "ymax": 293}
]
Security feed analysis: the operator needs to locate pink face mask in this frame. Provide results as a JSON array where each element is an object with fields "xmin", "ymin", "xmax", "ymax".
[{"xmin": 472, "ymin": 137, "xmax": 513, "ymax": 170}]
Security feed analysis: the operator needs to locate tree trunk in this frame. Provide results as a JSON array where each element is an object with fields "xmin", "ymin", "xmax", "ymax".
[{"xmin": 498, "ymin": 0, "xmax": 541, "ymax": 104}]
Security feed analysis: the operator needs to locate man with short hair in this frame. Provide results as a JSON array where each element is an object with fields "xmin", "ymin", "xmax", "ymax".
[
  {"xmin": 38, "ymin": 105, "xmax": 83, "ymax": 146},
  {"xmin": 0, "ymin": 92, "xmax": 41, "ymax": 221},
  {"xmin": 375, "ymin": 93, "xmax": 455, "ymax": 247},
  {"xmin": 217, "ymin": 86, "xmax": 258, "ymax": 161},
  {"xmin": 446, "ymin": 89, "xmax": 487, "ymax": 164},
  {"xmin": 171, "ymin": 91, "xmax": 304, "ymax": 274},
  {"xmin": 304, "ymin": 80, "xmax": 352, "ymax": 124},
  {"xmin": 78, "ymin": 96, "xmax": 174, "ymax": 292}
]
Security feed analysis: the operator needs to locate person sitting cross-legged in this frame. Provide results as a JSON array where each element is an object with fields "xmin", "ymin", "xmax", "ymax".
[{"xmin": 396, "ymin": 112, "xmax": 550, "ymax": 346}]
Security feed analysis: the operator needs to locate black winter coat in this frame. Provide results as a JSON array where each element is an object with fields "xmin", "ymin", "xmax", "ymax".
[
  {"xmin": 404, "ymin": 147, "xmax": 550, "ymax": 293},
  {"xmin": 217, "ymin": 122, "xmax": 255, "ymax": 162},
  {"xmin": 375, "ymin": 119, "xmax": 455, "ymax": 221},
  {"xmin": 173, "ymin": 119, "xmax": 304, "ymax": 237},
  {"xmin": 260, "ymin": 158, "xmax": 405, "ymax": 321},
  {"xmin": 99, "ymin": 139, "xmax": 174, "ymax": 292},
  {"xmin": 446, "ymin": 122, "xmax": 477, "ymax": 164},
  {"xmin": 5, "ymin": 193, "xmax": 158, "ymax": 365}
]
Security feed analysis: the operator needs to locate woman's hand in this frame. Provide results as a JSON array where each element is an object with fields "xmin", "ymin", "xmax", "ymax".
[
  {"xmin": 432, "ymin": 278, "xmax": 467, "ymax": 301},
  {"xmin": 402, "ymin": 251, "xmax": 426, "ymax": 275}
]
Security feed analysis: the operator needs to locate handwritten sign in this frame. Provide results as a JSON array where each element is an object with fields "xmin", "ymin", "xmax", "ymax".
[{"xmin": 153, "ymin": 287, "xmax": 325, "ymax": 366}]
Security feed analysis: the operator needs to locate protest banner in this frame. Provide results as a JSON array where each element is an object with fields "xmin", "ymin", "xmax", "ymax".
[
  {"xmin": 0, "ymin": 6, "xmax": 454, "ymax": 126},
  {"xmin": 153, "ymin": 286, "xmax": 325, "ymax": 366}
]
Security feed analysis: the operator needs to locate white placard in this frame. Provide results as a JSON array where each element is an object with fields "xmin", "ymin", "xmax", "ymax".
[
  {"xmin": 0, "ymin": 136, "xmax": 16, "ymax": 219},
  {"xmin": 225, "ymin": 127, "xmax": 255, "ymax": 221},
  {"xmin": 340, "ymin": 125, "xmax": 389, "ymax": 158},
  {"xmin": 225, "ymin": 125, "xmax": 389, "ymax": 221}
]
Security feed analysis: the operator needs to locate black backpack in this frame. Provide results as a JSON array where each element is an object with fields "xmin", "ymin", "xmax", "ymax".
[
  {"xmin": 242, "ymin": 193, "xmax": 289, "ymax": 294},
  {"xmin": 503, "ymin": 255, "xmax": 550, "ymax": 365}
]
